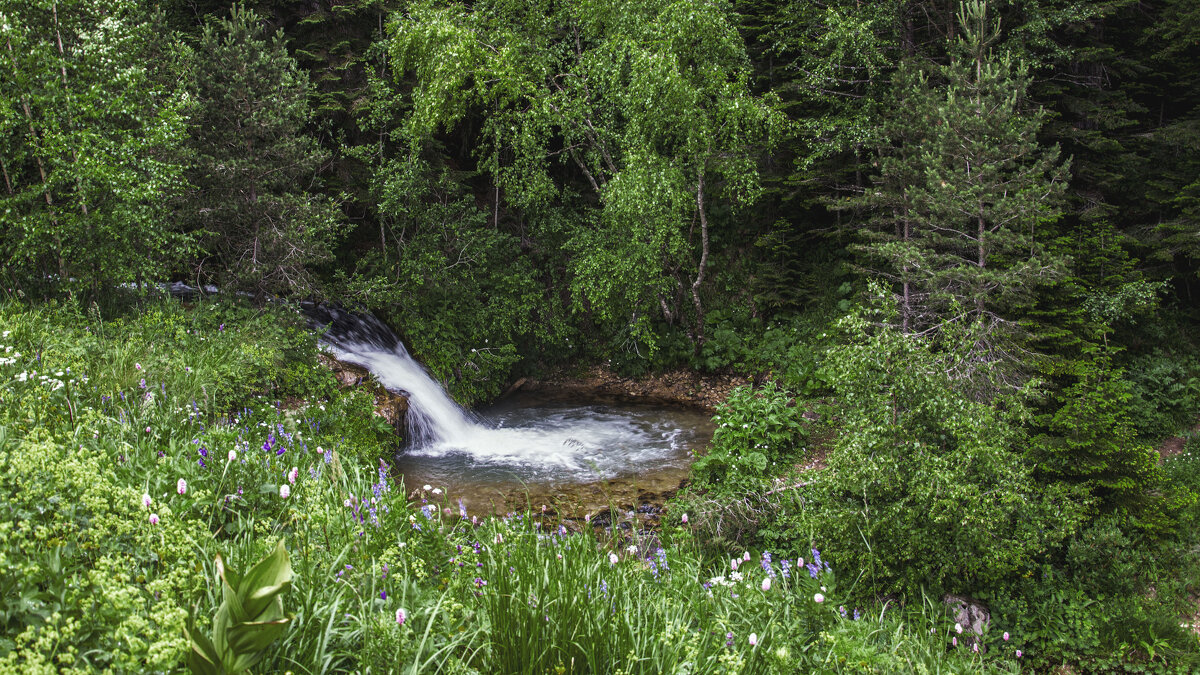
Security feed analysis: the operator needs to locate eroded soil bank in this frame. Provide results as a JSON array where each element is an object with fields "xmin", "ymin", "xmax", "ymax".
[{"xmin": 510, "ymin": 364, "xmax": 752, "ymax": 412}]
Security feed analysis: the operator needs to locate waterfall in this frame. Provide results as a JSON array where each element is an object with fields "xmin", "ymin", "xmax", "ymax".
[
  {"xmin": 303, "ymin": 305, "xmax": 478, "ymax": 446},
  {"xmin": 304, "ymin": 304, "xmax": 711, "ymax": 485}
]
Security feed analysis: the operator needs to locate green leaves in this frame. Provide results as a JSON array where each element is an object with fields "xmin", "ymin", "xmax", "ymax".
[
  {"xmin": 0, "ymin": 0, "xmax": 192, "ymax": 294},
  {"xmin": 186, "ymin": 540, "xmax": 294, "ymax": 675},
  {"xmin": 384, "ymin": 0, "xmax": 784, "ymax": 350}
]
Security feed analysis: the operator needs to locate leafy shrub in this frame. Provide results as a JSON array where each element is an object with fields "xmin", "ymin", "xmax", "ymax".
[
  {"xmin": 797, "ymin": 307, "xmax": 1083, "ymax": 598},
  {"xmin": 691, "ymin": 382, "xmax": 811, "ymax": 491}
]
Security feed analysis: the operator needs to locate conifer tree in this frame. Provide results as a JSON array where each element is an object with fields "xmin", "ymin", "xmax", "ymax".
[
  {"xmin": 844, "ymin": 1, "xmax": 1070, "ymax": 386},
  {"xmin": 183, "ymin": 3, "xmax": 343, "ymax": 296}
]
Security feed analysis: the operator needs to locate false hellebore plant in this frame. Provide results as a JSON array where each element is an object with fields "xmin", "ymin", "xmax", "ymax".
[{"xmin": 185, "ymin": 540, "xmax": 294, "ymax": 674}]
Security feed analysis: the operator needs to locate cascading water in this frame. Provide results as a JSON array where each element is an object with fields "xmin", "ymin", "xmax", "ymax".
[
  {"xmin": 304, "ymin": 305, "xmax": 713, "ymax": 487},
  {"xmin": 304, "ymin": 305, "xmax": 477, "ymax": 446}
]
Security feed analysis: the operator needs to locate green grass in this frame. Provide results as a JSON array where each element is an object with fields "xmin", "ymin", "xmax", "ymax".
[{"xmin": 0, "ymin": 295, "xmax": 1026, "ymax": 673}]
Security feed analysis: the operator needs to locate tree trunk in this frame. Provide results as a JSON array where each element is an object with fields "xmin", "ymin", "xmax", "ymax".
[
  {"xmin": 6, "ymin": 35, "xmax": 66, "ymax": 279},
  {"xmin": 691, "ymin": 169, "xmax": 710, "ymax": 354}
]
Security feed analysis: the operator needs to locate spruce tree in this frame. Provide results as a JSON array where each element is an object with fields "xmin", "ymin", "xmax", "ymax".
[
  {"xmin": 183, "ymin": 3, "xmax": 343, "ymax": 296},
  {"xmin": 844, "ymin": 0, "xmax": 1070, "ymax": 387}
]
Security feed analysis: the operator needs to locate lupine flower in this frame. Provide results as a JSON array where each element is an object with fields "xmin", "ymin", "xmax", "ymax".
[
  {"xmin": 725, "ymin": 632, "xmax": 734, "ymax": 648},
  {"xmin": 149, "ymin": 513, "xmax": 159, "ymax": 525},
  {"xmin": 142, "ymin": 493, "xmax": 152, "ymax": 508},
  {"xmin": 813, "ymin": 593, "xmax": 824, "ymax": 603},
  {"xmin": 761, "ymin": 578, "xmax": 771, "ymax": 592},
  {"xmin": 280, "ymin": 484, "xmax": 290, "ymax": 499},
  {"xmin": 748, "ymin": 633, "xmax": 758, "ymax": 647},
  {"xmin": 396, "ymin": 608, "xmax": 406, "ymax": 624},
  {"xmin": 177, "ymin": 478, "xmax": 187, "ymax": 495},
  {"xmin": 780, "ymin": 559, "xmax": 791, "ymax": 579},
  {"xmin": 380, "ymin": 590, "xmax": 387, "ymax": 600},
  {"xmin": 853, "ymin": 608, "xmax": 861, "ymax": 621}
]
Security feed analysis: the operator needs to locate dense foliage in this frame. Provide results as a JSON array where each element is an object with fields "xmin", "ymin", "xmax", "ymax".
[
  {"xmin": 1, "ymin": 297, "xmax": 1032, "ymax": 673},
  {"xmin": 3, "ymin": 0, "xmax": 1200, "ymax": 670}
]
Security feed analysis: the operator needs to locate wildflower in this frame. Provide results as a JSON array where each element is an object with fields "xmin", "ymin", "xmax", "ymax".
[
  {"xmin": 681, "ymin": 512, "xmax": 688, "ymax": 524},
  {"xmin": 1003, "ymin": 632, "xmax": 1010, "ymax": 641},
  {"xmin": 952, "ymin": 637, "xmax": 958, "ymax": 647},
  {"xmin": 288, "ymin": 467, "xmax": 298, "ymax": 484},
  {"xmin": 198, "ymin": 446, "xmax": 208, "ymax": 458},
  {"xmin": 142, "ymin": 493, "xmax": 152, "ymax": 508},
  {"xmin": 396, "ymin": 608, "xmax": 407, "ymax": 625},
  {"xmin": 731, "ymin": 559, "xmax": 739, "ymax": 571},
  {"xmin": 135, "ymin": 362, "xmax": 142, "ymax": 370},
  {"xmin": 813, "ymin": 593, "xmax": 824, "ymax": 603},
  {"xmin": 748, "ymin": 633, "xmax": 758, "ymax": 647},
  {"xmin": 423, "ymin": 484, "xmax": 432, "ymax": 491},
  {"xmin": 177, "ymin": 478, "xmax": 187, "ymax": 495},
  {"xmin": 432, "ymin": 487, "xmax": 442, "ymax": 495},
  {"xmin": 955, "ymin": 623, "xmax": 963, "ymax": 634},
  {"xmin": 145, "ymin": 426, "xmax": 152, "ymax": 434},
  {"xmin": 725, "ymin": 632, "xmax": 734, "ymax": 648},
  {"xmin": 1016, "ymin": 650, "xmax": 1022, "ymax": 658},
  {"xmin": 280, "ymin": 484, "xmax": 290, "ymax": 499},
  {"xmin": 626, "ymin": 544, "xmax": 638, "ymax": 555},
  {"xmin": 743, "ymin": 551, "xmax": 751, "ymax": 562},
  {"xmin": 609, "ymin": 552, "xmax": 619, "ymax": 565},
  {"xmin": 316, "ymin": 446, "xmax": 324, "ymax": 454},
  {"xmin": 149, "ymin": 513, "xmax": 159, "ymax": 525},
  {"xmin": 380, "ymin": 590, "xmax": 387, "ymax": 600},
  {"xmin": 973, "ymin": 643, "xmax": 979, "ymax": 653},
  {"xmin": 853, "ymin": 608, "xmax": 861, "ymax": 621},
  {"xmin": 761, "ymin": 578, "xmax": 771, "ymax": 592},
  {"xmin": 228, "ymin": 449, "xmax": 237, "ymax": 462},
  {"xmin": 344, "ymin": 499, "xmax": 352, "ymax": 508}
]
